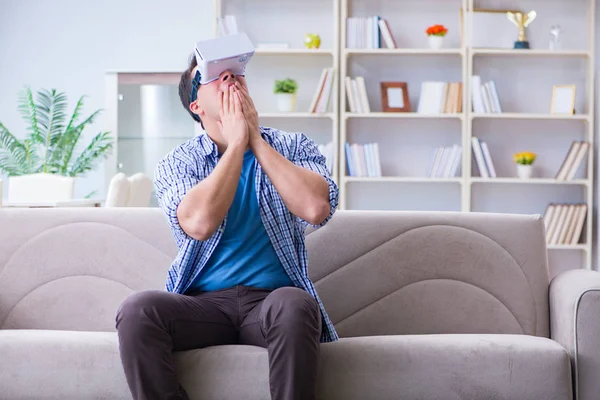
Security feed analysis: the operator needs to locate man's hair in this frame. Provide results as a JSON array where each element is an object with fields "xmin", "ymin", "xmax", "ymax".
[{"xmin": 178, "ymin": 54, "xmax": 204, "ymax": 128}]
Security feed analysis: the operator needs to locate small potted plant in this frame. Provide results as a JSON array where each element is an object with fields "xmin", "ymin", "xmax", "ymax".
[
  {"xmin": 514, "ymin": 151, "xmax": 537, "ymax": 179},
  {"xmin": 274, "ymin": 78, "xmax": 298, "ymax": 112},
  {"xmin": 426, "ymin": 24, "xmax": 448, "ymax": 49}
]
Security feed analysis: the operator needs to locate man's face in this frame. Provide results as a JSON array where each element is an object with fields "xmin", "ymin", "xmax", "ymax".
[{"xmin": 190, "ymin": 68, "xmax": 248, "ymax": 123}]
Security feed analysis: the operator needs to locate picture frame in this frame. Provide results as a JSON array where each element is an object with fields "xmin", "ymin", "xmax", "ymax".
[
  {"xmin": 380, "ymin": 82, "xmax": 410, "ymax": 112},
  {"xmin": 465, "ymin": 8, "xmax": 520, "ymax": 49},
  {"xmin": 551, "ymin": 85, "xmax": 576, "ymax": 115}
]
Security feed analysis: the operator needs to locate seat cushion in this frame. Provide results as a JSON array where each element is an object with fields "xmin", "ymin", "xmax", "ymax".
[{"xmin": 0, "ymin": 330, "xmax": 572, "ymax": 400}]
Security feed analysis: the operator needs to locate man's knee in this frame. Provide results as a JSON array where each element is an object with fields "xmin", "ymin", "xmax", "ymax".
[
  {"xmin": 115, "ymin": 290, "xmax": 165, "ymax": 330},
  {"xmin": 263, "ymin": 287, "xmax": 320, "ymax": 330}
]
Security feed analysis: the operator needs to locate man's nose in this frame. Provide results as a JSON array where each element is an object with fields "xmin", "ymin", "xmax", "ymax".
[{"xmin": 220, "ymin": 70, "xmax": 235, "ymax": 83}]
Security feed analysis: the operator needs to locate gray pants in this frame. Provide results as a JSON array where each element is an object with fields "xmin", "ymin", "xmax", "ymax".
[{"xmin": 115, "ymin": 285, "xmax": 321, "ymax": 400}]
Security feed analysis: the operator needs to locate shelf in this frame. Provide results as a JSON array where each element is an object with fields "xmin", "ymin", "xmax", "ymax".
[
  {"xmin": 547, "ymin": 244, "xmax": 588, "ymax": 251},
  {"xmin": 345, "ymin": 48, "xmax": 464, "ymax": 56},
  {"xmin": 259, "ymin": 112, "xmax": 333, "ymax": 119},
  {"xmin": 470, "ymin": 178, "xmax": 590, "ymax": 186},
  {"xmin": 255, "ymin": 48, "xmax": 333, "ymax": 56},
  {"xmin": 472, "ymin": 49, "xmax": 590, "ymax": 57},
  {"xmin": 346, "ymin": 112, "xmax": 464, "ymax": 120},
  {"xmin": 344, "ymin": 177, "xmax": 462, "ymax": 183},
  {"xmin": 471, "ymin": 113, "xmax": 590, "ymax": 121}
]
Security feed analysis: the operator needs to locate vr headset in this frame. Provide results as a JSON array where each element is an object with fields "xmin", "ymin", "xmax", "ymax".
[{"xmin": 193, "ymin": 32, "xmax": 255, "ymax": 85}]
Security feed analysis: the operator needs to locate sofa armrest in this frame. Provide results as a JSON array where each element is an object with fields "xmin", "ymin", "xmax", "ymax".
[{"xmin": 550, "ymin": 269, "xmax": 600, "ymax": 400}]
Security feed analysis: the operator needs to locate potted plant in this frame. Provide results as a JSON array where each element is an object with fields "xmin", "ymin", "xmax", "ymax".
[
  {"xmin": 0, "ymin": 87, "xmax": 113, "ymax": 186},
  {"xmin": 274, "ymin": 78, "xmax": 298, "ymax": 112},
  {"xmin": 514, "ymin": 151, "xmax": 537, "ymax": 179},
  {"xmin": 426, "ymin": 24, "xmax": 448, "ymax": 49}
]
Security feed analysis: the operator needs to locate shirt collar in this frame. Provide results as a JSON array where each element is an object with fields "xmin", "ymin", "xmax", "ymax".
[{"xmin": 194, "ymin": 126, "xmax": 273, "ymax": 158}]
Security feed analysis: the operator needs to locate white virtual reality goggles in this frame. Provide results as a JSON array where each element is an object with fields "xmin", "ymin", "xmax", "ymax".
[{"xmin": 193, "ymin": 32, "xmax": 255, "ymax": 86}]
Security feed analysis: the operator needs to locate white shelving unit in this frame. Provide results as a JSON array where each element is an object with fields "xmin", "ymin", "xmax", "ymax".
[
  {"xmin": 338, "ymin": 0, "xmax": 595, "ymax": 272},
  {"xmin": 214, "ymin": 0, "xmax": 340, "ymax": 179}
]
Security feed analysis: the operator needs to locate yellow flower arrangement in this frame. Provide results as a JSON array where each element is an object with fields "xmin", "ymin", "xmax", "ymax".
[{"xmin": 514, "ymin": 151, "xmax": 537, "ymax": 165}]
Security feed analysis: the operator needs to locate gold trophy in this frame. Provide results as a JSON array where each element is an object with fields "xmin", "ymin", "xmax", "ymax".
[{"xmin": 507, "ymin": 11, "xmax": 537, "ymax": 49}]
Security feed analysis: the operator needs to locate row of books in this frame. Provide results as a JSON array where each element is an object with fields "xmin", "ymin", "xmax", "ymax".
[
  {"xmin": 555, "ymin": 141, "xmax": 589, "ymax": 180},
  {"xmin": 317, "ymin": 141, "xmax": 334, "ymax": 174},
  {"xmin": 428, "ymin": 145, "xmax": 462, "ymax": 178},
  {"xmin": 471, "ymin": 77, "xmax": 502, "ymax": 114},
  {"xmin": 471, "ymin": 137, "xmax": 497, "ymax": 178},
  {"xmin": 417, "ymin": 82, "xmax": 464, "ymax": 115},
  {"xmin": 346, "ymin": 16, "xmax": 396, "ymax": 49},
  {"xmin": 344, "ymin": 76, "xmax": 371, "ymax": 113},
  {"xmin": 544, "ymin": 203, "xmax": 587, "ymax": 245},
  {"xmin": 309, "ymin": 68, "xmax": 336, "ymax": 113},
  {"xmin": 345, "ymin": 142, "xmax": 382, "ymax": 177}
]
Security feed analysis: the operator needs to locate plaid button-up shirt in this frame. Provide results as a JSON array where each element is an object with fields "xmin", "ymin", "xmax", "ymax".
[{"xmin": 154, "ymin": 126, "xmax": 339, "ymax": 343}]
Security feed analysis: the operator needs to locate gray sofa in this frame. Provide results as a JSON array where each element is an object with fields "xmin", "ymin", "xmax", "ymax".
[{"xmin": 0, "ymin": 208, "xmax": 598, "ymax": 399}]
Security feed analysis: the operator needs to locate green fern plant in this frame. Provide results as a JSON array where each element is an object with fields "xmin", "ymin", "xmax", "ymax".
[{"xmin": 0, "ymin": 88, "xmax": 113, "ymax": 177}]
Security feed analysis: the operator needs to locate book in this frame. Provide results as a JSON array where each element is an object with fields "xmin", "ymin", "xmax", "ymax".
[
  {"xmin": 345, "ymin": 76, "xmax": 370, "ymax": 113},
  {"xmin": 345, "ymin": 142, "xmax": 382, "ymax": 177},
  {"xmin": 555, "ymin": 141, "xmax": 589, "ymax": 181},
  {"xmin": 347, "ymin": 16, "xmax": 393, "ymax": 48},
  {"xmin": 544, "ymin": 203, "xmax": 587, "ymax": 245},
  {"xmin": 417, "ymin": 81, "xmax": 463, "ymax": 114}
]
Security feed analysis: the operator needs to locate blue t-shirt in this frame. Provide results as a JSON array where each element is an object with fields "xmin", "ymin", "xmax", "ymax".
[{"xmin": 189, "ymin": 149, "xmax": 294, "ymax": 292}]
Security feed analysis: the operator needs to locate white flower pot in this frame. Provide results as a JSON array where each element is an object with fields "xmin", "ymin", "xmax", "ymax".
[
  {"xmin": 276, "ymin": 93, "xmax": 296, "ymax": 112},
  {"xmin": 517, "ymin": 164, "xmax": 533, "ymax": 179},
  {"xmin": 428, "ymin": 35, "xmax": 444, "ymax": 49}
]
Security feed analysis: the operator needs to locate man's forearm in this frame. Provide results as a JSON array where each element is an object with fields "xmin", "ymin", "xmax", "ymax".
[
  {"xmin": 177, "ymin": 143, "xmax": 245, "ymax": 240},
  {"xmin": 251, "ymin": 137, "xmax": 330, "ymax": 225}
]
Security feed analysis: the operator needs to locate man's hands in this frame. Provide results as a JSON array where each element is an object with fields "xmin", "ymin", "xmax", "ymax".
[
  {"xmin": 235, "ymin": 82, "xmax": 261, "ymax": 146},
  {"xmin": 218, "ymin": 85, "xmax": 248, "ymax": 149}
]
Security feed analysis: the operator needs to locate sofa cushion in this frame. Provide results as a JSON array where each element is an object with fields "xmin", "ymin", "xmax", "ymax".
[{"xmin": 0, "ymin": 330, "xmax": 571, "ymax": 400}]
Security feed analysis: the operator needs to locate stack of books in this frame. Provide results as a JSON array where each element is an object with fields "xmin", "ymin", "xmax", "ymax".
[
  {"xmin": 543, "ymin": 203, "xmax": 587, "ymax": 245},
  {"xmin": 309, "ymin": 68, "xmax": 336, "ymax": 113},
  {"xmin": 555, "ymin": 141, "xmax": 590, "ymax": 180},
  {"xmin": 346, "ymin": 16, "xmax": 396, "ymax": 49},
  {"xmin": 471, "ymin": 76, "xmax": 502, "ymax": 113},
  {"xmin": 345, "ymin": 142, "xmax": 382, "ymax": 177},
  {"xmin": 317, "ymin": 142, "xmax": 334, "ymax": 174},
  {"xmin": 471, "ymin": 137, "xmax": 496, "ymax": 178},
  {"xmin": 428, "ymin": 145, "xmax": 462, "ymax": 178},
  {"xmin": 344, "ymin": 76, "xmax": 370, "ymax": 113},
  {"xmin": 417, "ymin": 82, "xmax": 463, "ymax": 114}
]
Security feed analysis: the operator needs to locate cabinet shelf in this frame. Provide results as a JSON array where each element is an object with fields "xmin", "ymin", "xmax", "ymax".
[
  {"xmin": 345, "ymin": 112, "xmax": 463, "ymax": 120},
  {"xmin": 344, "ymin": 177, "xmax": 462, "ymax": 183},
  {"xmin": 345, "ymin": 48, "xmax": 464, "ymax": 56},
  {"xmin": 547, "ymin": 244, "xmax": 588, "ymax": 251},
  {"xmin": 470, "ymin": 178, "xmax": 590, "ymax": 186},
  {"xmin": 472, "ymin": 49, "xmax": 590, "ymax": 57},
  {"xmin": 471, "ymin": 113, "xmax": 590, "ymax": 121}
]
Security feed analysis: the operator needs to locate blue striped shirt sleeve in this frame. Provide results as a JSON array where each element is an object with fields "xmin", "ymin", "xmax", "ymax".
[
  {"xmin": 154, "ymin": 155, "xmax": 201, "ymax": 243},
  {"xmin": 292, "ymin": 133, "xmax": 339, "ymax": 228}
]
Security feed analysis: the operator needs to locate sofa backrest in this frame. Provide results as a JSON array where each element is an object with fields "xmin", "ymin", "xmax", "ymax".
[{"xmin": 0, "ymin": 208, "xmax": 550, "ymax": 338}]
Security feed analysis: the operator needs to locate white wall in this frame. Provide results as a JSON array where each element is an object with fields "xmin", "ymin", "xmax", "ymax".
[{"xmin": 0, "ymin": 0, "xmax": 215, "ymax": 198}]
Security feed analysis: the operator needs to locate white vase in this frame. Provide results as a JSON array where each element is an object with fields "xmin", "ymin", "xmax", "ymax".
[
  {"xmin": 517, "ymin": 164, "xmax": 533, "ymax": 179},
  {"xmin": 428, "ymin": 35, "xmax": 444, "ymax": 49},
  {"xmin": 276, "ymin": 93, "xmax": 296, "ymax": 112}
]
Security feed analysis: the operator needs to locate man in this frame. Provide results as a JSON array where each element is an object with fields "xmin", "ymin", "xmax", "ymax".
[{"xmin": 115, "ymin": 53, "xmax": 339, "ymax": 400}]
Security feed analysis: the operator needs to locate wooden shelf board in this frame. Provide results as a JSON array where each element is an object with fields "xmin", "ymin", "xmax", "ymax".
[{"xmin": 470, "ymin": 178, "xmax": 590, "ymax": 185}]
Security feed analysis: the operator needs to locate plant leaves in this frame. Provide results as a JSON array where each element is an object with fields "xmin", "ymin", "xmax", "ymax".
[
  {"xmin": 68, "ymin": 131, "xmax": 114, "ymax": 176},
  {"xmin": 56, "ymin": 109, "xmax": 103, "ymax": 174},
  {"xmin": 0, "ymin": 122, "xmax": 30, "ymax": 175},
  {"xmin": 35, "ymin": 89, "xmax": 68, "ymax": 172}
]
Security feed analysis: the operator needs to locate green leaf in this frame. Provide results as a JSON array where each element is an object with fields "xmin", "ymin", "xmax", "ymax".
[
  {"xmin": 18, "ymin": 88, "xmax": 42, "ymax": 143},
  {"xmin": 0, "ymin": 122, "xmax": 30, "ymax": 176},
  {"xmin": 56, "ymin": 109, "xmax": 103, "ymax": 174},
  {"xmin": 68, "ymin": 131, "xmax": 114, "ymax": 176},
  {"xmin": 35, "ymin": 89, "xmax": 68, "ymax": 172}
]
